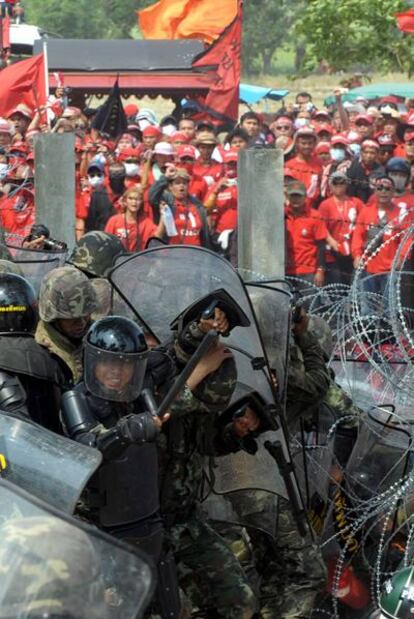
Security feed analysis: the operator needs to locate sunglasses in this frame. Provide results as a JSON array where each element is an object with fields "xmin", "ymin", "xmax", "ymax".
[
  {"xmin": 376, "ymin": 184, "xmax": 393, "ymax": 192},
  {"xmin": 276, "ymin": 125, "xmax": 291, "ymax": 130},
  {"xmin": 331, "ymin": 179, "xmax": 347, "ymax": 186}
]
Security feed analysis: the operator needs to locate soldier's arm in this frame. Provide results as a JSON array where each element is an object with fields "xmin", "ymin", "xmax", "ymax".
[{"xmin": 287, "ymin": 330, "xmax": 331, "ymax": 404}]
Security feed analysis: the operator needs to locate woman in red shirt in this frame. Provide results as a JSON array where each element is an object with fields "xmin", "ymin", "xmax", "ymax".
[{"xmin": 104, "ymin": 186, "xmax": 164, "ymax": 252}]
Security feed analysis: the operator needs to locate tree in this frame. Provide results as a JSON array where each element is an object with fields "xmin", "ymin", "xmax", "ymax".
[
  {"xmin": 295, "ymin": 0, "xmax": 414, "ymax": 75},
  {"xmin": 242, "ymin": 0, "xmax": 305, "ymax": 74}
]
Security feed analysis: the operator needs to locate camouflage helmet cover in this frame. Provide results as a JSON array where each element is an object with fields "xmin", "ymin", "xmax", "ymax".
[
  {"xmin": 0, "ymin": 260, "xmax": 24, "ymax": 277},
  {"xmin": 380, "ymin": 567, "xmax": 414, "ymax": 619},
  {"xmin": 68, "ymin": 231, "xmax": 126, "ymax": 278},
  {"xmin": 39, "ymin": 266, "xmax": 98, "ymax": 322},
  {"xmin": 0, "ymin": 516, "xmax": 103, "ymax": 618}
]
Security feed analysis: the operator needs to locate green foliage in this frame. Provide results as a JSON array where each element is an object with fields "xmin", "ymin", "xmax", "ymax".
[
  {"xmin": 25, "ymin": 0, "xmax": 154, "ymax": 39},
  {"xmin": 295, "ymin": 0, "xmax": 414, "ymax": 76},
  {"xmin": 242, "ymin": 0, "xmax": 305, "ymax": 74}
]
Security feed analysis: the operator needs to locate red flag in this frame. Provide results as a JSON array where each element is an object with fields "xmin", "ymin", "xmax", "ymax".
[
  {"xmin": 0, "ymin": 54, "xmax": 46, "ymax": 118},
  {"xmin": 396, "ymin": 9, "xmax": 414, "ymax": 33},
  {"xmin": 192, "ymin": 3, "xmax": 242, "ymax": 123}
]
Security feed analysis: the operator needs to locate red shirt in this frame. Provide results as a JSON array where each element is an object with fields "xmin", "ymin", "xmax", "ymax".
[
  {"xmin": 284, "ymin": 156, "xmax": 322, "ymax": 205},
  {"xmin": 189, "ymin": 176, "xmax": 208, "ymax": 203},
  {"xmin": 0, "ymin": 198, "xmax": 35, "ymax": 242},
  {"xmin": 351, "ymin": 199, "xmax": 409, "ymax": 273},
  {"xmin": 104, "ymin": 213, "xmax": 157, "ymax": 252},
  {"xmin": 285, "ymin": 204, "xmax": 327, "ymax": 275},
  {"xmin": 318, "ymin": 195, "xmax": 363, "ymax": 260},
  {"xmin": 193, "ymin": 161, "xmax": 222, "ymax": 187},
  {"xmin": 210, "ymin": 184, "xmax": 238, "ymax": 233},
  {"xmin": 169, "ymin": 202, "xmax": 203, "ymax": 246}
]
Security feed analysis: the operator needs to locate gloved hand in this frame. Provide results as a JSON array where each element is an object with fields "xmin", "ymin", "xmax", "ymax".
[{"xmin": 117, "ymin": 412, "xmax": 160, "ymax": 444}]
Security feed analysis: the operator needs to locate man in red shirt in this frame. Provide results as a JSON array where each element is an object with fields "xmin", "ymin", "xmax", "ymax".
[
  {"xmin": 284, "ymin": 128, "xmax": 322, "ymax": 207},
  {"xmin": 319, "ymin": 171, "xmax": 363, "ymax": 285},
  {"xmin": 352, "ymin": 176, "xmax": 409, "ymax": 295},
  {"xmin": 193, "ymin": 132, "xmax": 222, "ymax": 188},
  {"xmin": 205, "ymin": 150, "xmax": 238, "ymax": 238},
  {"xmin": 285, "ymin": 181, "xmax": 327, "ymax": 286},
  {"xmin": 175, "ymin": 144, "xmax": 208, "ymax": 202},
  {"xmin": 0, "ymin": 188, "xmax": 35, "ymax": 242}
]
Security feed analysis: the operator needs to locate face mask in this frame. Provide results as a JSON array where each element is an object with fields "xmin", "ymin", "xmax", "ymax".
[
  {"xmin": 124, "ymin": 163, "xmax": 140, "ymax": 177},
  {"xmin": 88, "ymin": 175, "xmax": 104, "ymax": 188},
  {"xmin": 0, "ymin": 163, "xmax": 9, "ymax": 180},
  {"xmin": 349, "ymin": 143, "xmax": 361, "ymax": 158},
  {"xmin": 330, "ymin": 148, "xmax": 346, "ymax": 163},
  {"xmin": 388, "ymin": 173, "xmax": 407, "ymax": 192},
  {"xmin": 294, "ymin": 118, "xmax": 310, "ymax": 130}
]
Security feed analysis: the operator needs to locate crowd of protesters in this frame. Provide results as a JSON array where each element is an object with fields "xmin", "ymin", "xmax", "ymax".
[{"xmin": 1, "ymin": 86, "xmax": 414, "ymax": 291}]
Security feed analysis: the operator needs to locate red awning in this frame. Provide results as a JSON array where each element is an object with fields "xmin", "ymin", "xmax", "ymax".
[{"xmin": 49, "ymin": 71, "xmax": 215, "ymax": 95}]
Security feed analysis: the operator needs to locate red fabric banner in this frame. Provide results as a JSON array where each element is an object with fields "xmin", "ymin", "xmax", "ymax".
[
  {"xmin": 396, "ymin": 9, "xmax": 414, "ymax": 33},
  {"xmin": 0, "ymin": 54, "xmax": 46, "ymax": 117}
]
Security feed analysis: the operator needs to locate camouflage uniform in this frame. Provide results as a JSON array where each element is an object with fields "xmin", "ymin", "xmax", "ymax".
[
  {"xmin": 159, "ymin": 321, "xmax": 257, "ymax": 618},
  {"xmin": 35, "ymin": 266, "xmax": 98, "ymax": 384},
  {"xmin": 0, "ymin": 516, "xmax": 106, "ymax": 618},
  {"xmin": 68, "ymin": 230, "xmax": 126, "ymax": 278}
]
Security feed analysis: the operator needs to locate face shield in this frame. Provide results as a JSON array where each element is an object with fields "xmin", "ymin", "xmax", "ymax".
[{"xmin": 84, "ymin": 343, "xmax": 148, "ymax": 403}]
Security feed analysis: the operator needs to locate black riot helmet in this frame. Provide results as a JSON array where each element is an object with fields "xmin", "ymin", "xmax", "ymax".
[
  {"xmin": 0, "ymin": 273, "xmax": 38, "ymax": 335},
  {"xmin": 84, "ymin": 316, "xmax": 148, "ymax": 402}
]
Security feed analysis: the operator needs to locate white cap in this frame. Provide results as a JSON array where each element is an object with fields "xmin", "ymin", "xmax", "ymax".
[{"xmin": 153, "ymin": 141, "xmax": 174, "ymax": 156}]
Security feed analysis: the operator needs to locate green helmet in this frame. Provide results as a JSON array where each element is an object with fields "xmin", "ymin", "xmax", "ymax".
[
  {"xmin": 0, "ymin": 260, "xmax": 24, "ymax": 277},
  {"xmin": 67, "ymin": 231, "xmax": 126, "ymax": 278},
  {"xmin": 308, "ymin": 314, "xmax": 334, "ymax": 360},
  {"xmin": 380, "ymin": 567, "xmax": 414, "ymax": 619},
  {"xmin": 0, "ymin": 516, "xmax": 103, "ymax": 618},
  {"xmin": 39, "ymin": 266, "xmax": 98, "ymax": 323}
]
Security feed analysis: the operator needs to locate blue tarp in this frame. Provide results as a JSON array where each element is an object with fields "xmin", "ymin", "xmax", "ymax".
[{"xmin": 240, "ymin": 83, "xmax": 289, "ymax": 105}]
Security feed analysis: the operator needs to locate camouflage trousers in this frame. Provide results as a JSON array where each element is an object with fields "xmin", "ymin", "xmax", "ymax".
[
  {"xmin": 166, "ymin": 512, "xmax": 257, "ymax": 618},
  {"xmin": 213, "ymin": 497, "xmax": 326, "ymax": 619}
]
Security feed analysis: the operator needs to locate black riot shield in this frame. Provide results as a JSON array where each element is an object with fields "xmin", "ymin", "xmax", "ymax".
[
  {"xmin": 108, "ymin": 245, "xmax": 305, "ymax": 538},
  {"xmin": 6, "ymin": 245, "xmax": 67, "ymax": 296},
  {"xmin": 0, "ymin": 411, "xmax": 102, "ymax": 514},
  {"xmin": 0, "ymin": 479, "xmax": 154, "ymax": 619}
]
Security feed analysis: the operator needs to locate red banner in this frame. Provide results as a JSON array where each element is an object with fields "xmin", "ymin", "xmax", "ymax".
[
  {"xmin": 396, "ymin": 9, "xmax": 414, "ymax": 33},
  {"xmin": 0, "ymin": 54, "xmax": 46, "ymax": 117}
]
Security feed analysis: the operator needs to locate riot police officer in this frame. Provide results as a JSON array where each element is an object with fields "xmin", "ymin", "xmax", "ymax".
[
  {"xmin": 36, "ymin": 266, "xmax": 99, "ymax": 385},
  {"xmin": 0, "ymin": 273, "xmax": 64, "ymax": 431}
]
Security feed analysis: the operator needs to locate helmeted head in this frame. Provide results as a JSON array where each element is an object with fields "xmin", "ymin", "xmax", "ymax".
[
  {"xmin": 0, "ymin": 273, "xmax": 38, "ymax": 335},
  {"xmin": 38, "ymin": 267, "xmax": 98, "ymax": 338},
  {"xmin": 84, "ymin": 316, "xmax": 148, "ymax": 402},
  {"xmin": 68, "ymin": 231, "xmax": 126, "ymax": 278},
  {"xmin": 0, "ymin": 515, "xmax": 104, "ymax": 618},
  {"xmin": 385, "ymin": 157, "xmax": 411, "ymax": 193},
  {"xmin": 380, "ymin": 567, "xmax": 414, "ymax": 619}
]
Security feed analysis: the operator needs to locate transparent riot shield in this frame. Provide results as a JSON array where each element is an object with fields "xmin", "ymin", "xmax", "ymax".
[
  {"xmin": 0, "ymin": 411, "xmax": 102, "ymax": 513},
  {"xmin": 0, "ymin": 479, "xmax": 154, "ymax": 619},
  {"xmin": 109, "ymin": 246, "xmax": 305, "ymax": 538},
  {"xmin": 5, "ymin": 245, "xmax": 66, "ymax": 296}
]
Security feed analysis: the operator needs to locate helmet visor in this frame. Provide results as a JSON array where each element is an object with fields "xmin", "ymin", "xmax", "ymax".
[{"xmin": 84, "ymin": 344, "xmax": 148, "ymax": 403}]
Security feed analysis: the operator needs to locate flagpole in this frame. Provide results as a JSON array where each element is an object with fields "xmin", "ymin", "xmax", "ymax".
[{"xmin": 43, "ymin": 39, "xmax": 51, "ymax": 129}]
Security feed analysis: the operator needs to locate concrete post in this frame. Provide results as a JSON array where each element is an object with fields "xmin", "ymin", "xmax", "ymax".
[
  {"xmin": 34, "ymin": 134, "xmax": 76, "ymax": 250},
  {"xmin": 237, "ymin": 148, "xmax": 285, "ymax": 279}
]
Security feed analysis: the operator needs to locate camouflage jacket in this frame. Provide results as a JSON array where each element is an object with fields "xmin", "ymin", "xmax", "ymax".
[
  {"xmin": 158, "ymin": 321, "xmax": 239, "ymax": 521},
  {"xmin": 35, "ymin": 321, "xmax": 83, "ymax": 386}
]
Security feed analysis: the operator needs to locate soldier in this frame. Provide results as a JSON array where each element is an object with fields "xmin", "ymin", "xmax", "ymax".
[
  {"xmin": 159, "ymin": 302, "xmax": 258, "ymax": 619},
  {"xmin": 0, "ymin": 273, "xmax": 64, "ymax": 431},
  {"xmin": 35, "ymin": 266, "xmax": 98, "ymax": 385},
  {"xmin": 67, "ymin": 230, "xmax": 127, "ymax": 279}
]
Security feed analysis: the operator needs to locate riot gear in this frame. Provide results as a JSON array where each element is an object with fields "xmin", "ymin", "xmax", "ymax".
[
  {"xmin": 68, "ymin": 231, "xmax": 126, "ymax": 278},
  {"xmin": 38, "ymin": 266, "xmax": 98, "ymax": 323},
  {"xmin": 84, "ymin": 317, "xmax": 148, "ymax": 402},
  {"xmin": 0, "ymin": 273, "xmax": 37, "ymax": 335}
]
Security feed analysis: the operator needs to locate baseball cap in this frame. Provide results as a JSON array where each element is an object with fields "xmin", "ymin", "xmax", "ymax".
[
  {"xmin": 315, "ymin": 141, "xmax": 330, "ymax": 154},
  {"xmin": 142, "ymin": 125, "xmax": 162, "ymax": 138},
  {"xmin": 361, "ymin": 139, "xmax": 379, "ymax": 150},
  {"xmin": 0, "ymin": 118, "xmax": 12, "ymax": 134},
  {"xmin": 87, "ymin": 159, "xmax": 105, "ymax": 173},
  {"xmin": 177, "ymin": 144, "xmax": 197, "ymax": 159},
  {"xmin": 295, "ymin": 127, "xmax": 317, "ymax": 139},
  {"xmin": 170, "ymin": 131, "xmax": 189, "ymax": 144},
  {"xmin": 223, "ymin": 150, "xmax": 238, "ymax": 163},
  {"xmin": 7, "ymin": 104, "xmax": 33, "ymax": 120},
  {"xmin": 355, "ymin": 114, "xmax": 374, "ymax": 125},
  {"xmin": 331, "ymin": 135, "xmax": 349, "ymax": 147},
  {"xmin": 330, "ymin": 171, "xmax": 348, "ymax": 182},
  {"xmin": 118, "ymin": 147, "xmax": 141, "ymax": 161},
  {"xmin": 153, "ymin": 142, "xmax": 174, "ymax": 156},
  {"xmin": 316, "ymin": 123, "xmax": 334, "ymax": 135},
  {"xmin": 287, "ymin": 181, "xmax": 306, "ymax": 197}
]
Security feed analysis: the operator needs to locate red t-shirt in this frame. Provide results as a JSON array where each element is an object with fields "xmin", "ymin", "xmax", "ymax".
[
  {"xmin": 104, "ymin": 213, "xmax": 157, "ymax": 252},
  {"xmin": 318, "ymin": 195, "xmax": 363, "ymax": 260},
  {"xmin": 351, "ymin": 199, "xmax": 409, "ymax": 273},
  {"xmin": 189, "ymin": 176, "xmax": 208, "ymax": 203},
  {"xmin": 193, "ymin": 161, "xmax": 222, "ymax": 187},
  {"xmin": 210, "ymin": 184, "xmax": 238, "ymax": 233},
  {"xmin": 0, "ymin": 200, "xmax": 35, "ymax": 241},
  {"xmin": 284, "ymin": 156, "xmax": 322, "ymax": 205},
  {"xmin": 169, "ymin": 202, "xmax": 203, "ymax": 246},
  {"xmin": 285, "ymin": 204, "xmax": 327, "ymax": 275}
]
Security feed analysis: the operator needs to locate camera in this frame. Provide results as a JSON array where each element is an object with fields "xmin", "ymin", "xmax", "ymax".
[{"xmin": 25, "ymin": 224, "xmax": 67, "ymax": 252}]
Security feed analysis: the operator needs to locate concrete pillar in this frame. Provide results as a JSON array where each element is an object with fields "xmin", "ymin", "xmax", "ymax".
[
  {"xmin": 34, "ymin": 134, "xmax": 76, "ymax": 250},
  {"xmin": 237, "ymin": 148, "xmax": 285, "ymax": 279}
]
